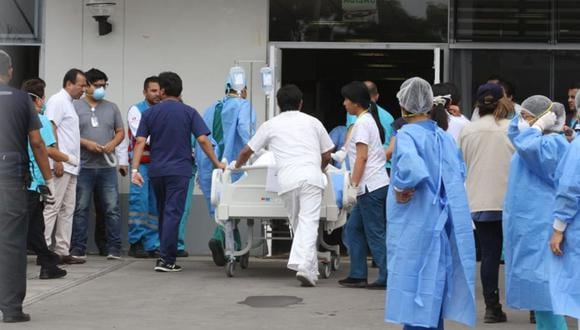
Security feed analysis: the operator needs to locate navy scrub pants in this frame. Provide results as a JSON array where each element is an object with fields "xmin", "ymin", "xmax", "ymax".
[{"xmin": 151, "ymin": 175, "xmax": 190, "ymax": 264}]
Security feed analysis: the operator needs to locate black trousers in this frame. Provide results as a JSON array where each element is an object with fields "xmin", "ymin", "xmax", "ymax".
[
  {"xmin": 27, "ymin": 191, "xmax": 60, "ymax": 268},
  {"xmin": 474, "ymin": 221, "xmax": 503, "ymax": 299},
  {"xmin": 0, "ymin": 181, "xmax": 28, "ymax": 315}
]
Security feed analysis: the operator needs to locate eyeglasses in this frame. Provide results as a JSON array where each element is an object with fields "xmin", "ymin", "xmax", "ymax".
[{"xmin": 92, "ymin": 82, "xmax": 109, "ymax": 89}]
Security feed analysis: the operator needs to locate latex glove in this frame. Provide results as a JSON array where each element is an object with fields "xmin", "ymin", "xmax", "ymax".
[
  {"xmin": 331, "ymin": 149, "xmax": 347, "ymax": 163},
  {"xmin": 65, "ymin": 154, "xmax": 79, "ymax": 166},
  {"xmin": 39, "ymin": 178, "xmax": 56, "ymax": 205},
  {"xmin": 532, "ymin": 112, "xmax": 557, "ymax": 132},
  {"xmin": 227, "ymin": 160, "xmax": 237, "ymax": 170}
]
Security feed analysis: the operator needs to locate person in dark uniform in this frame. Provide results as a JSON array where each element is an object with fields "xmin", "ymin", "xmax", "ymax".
[
  {"xmin": 131, "ymin": 71, "xmax": 224, "ymax": 272},
  {"xmin": 0, "ymin": 50, "xmax": 54, "ymax": 323}
]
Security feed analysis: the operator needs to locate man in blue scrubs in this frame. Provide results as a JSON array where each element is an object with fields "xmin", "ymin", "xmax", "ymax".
[{"xmin": 131, "ymin": 72, "xmax": 224, "ymax": 272}]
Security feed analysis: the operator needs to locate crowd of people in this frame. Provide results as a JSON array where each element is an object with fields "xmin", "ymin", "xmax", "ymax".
[{"xmin": 1, "ymin": 47, "xmax": 580, "ymax": 329}]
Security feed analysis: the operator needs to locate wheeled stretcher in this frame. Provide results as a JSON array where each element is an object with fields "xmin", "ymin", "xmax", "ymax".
[{"xmin": 210, "ymin": 157, "xmax": 353, "ymax": 278}]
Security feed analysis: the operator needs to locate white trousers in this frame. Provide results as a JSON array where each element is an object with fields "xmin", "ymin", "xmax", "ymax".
[
  {"xmin": 43, "ymin": 172, "xmax": 77, "ymax": 256},
  {"xmin": 281, "ymin": 183, "xmax": 322, "ymax": 279}
]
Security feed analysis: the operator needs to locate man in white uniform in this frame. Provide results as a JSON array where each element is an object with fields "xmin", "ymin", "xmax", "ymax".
[{"xmin": 235, "ymin": 84, "xmax": 334, "ymax": 287}]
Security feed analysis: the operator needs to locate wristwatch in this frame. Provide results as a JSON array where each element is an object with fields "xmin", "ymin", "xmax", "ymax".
[{"xmin": 131, "ymin": 169, "xmax": 139, "ymax": 174}]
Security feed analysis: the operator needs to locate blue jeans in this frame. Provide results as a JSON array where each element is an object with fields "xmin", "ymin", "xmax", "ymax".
[
  {"xmin": 128, "ymin": 164, "xmax": 159, "ymax": 251},
  {"xmin": 151, "ymin": 175, "xmax": 190, "ymax": 264},
  {"xmin": 71, "ymin": 167, "xmax": 121, "ymax": 255},
  {"xmin": 346, "ymin": 185, "xmax": 388, "ymax": 284}
]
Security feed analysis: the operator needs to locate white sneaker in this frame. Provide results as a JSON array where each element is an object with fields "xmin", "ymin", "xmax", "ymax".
[
  {"xmin": 296, "ymin": 272, "xmax": 316, "ymax": 287},
  {"xmin": 107, "ymin": 254, "xmax": 121, "ymax": 260}
]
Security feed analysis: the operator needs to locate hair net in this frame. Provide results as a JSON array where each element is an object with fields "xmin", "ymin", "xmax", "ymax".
[
  {"xmin": 520, "ymin": 95, "xmax": 552, "ymax": 117},
  {"xmin": 396, "ymin": 77, "xmax": 433, "ymax": 114}
]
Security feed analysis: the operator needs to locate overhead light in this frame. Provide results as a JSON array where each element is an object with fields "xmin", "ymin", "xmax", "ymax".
[{"xmin": 86, "ymin": 0, "xmax": 116, "ymax": 36}]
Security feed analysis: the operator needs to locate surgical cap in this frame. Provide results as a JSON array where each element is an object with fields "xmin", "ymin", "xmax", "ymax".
[
  {"xmin": 396, "ymin": 77, "xmax": 433, "ymax": 114},
  {"xmin": 521, "ymin": 95, "xmax": 552, "ymax": 117},
  {"xmin": 225, "ymin": 73, "xmax": 246, "ymax": 92}
]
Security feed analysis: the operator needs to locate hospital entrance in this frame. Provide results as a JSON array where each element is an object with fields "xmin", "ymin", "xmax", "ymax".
[{"xmin": 270, "ymin": 47, "xmax": 441, "ymax": 255}]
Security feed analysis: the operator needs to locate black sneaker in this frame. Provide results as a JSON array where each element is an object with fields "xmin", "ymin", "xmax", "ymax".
[
  {"xmin": 2, "ymin": 312, "xmax": 30, "ymax": 323},
  {"xmin": 338, "ymin": 277, "xmax": 367, "ymax": 288},
  {"xmin": 154, "ymin": 259, "xmax": 182, "ymax": 272},
  {"xmin": 39, "ymin": 266, "xmax": 67, "ymax": 280},
  {"xmin": 208, "ymin": 239, "xmax": 226, "ymax": 266},
  {"xmin": 366, "ymin": 281, "xmax": 386, "ymax": 290},
  {"xmin": 177, "ymin": 250, "xmax": 189, "ymax": 258}
]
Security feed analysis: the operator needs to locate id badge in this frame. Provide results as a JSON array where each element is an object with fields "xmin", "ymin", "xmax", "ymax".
[{"xmin": 91, "ymin": 115, "xmax": 99, "ymax": 128}]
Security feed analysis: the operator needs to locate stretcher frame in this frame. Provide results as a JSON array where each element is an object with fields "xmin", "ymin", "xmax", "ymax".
[{"xmin": 211, "ymin": 164, "xmax": 350, "ymax": 278}]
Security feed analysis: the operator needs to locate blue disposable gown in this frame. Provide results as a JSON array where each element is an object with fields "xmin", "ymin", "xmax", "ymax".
[
  {"xmin": 195, "ymin": 96, "xmax": 256, "ymax": 216},
  {"xmin": 503, "ymin": 117, "xmax": 569, "ymax": 311},
  {"xmin": 549, "ymin": 135, "xmax": 580, "ymax": 319},
  {"xmin": 385, "ymin": 120, "xmax": 476, "ymax": 328}
]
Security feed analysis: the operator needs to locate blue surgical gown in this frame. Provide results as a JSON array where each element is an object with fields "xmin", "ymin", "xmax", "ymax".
[
  {"xmin": 549, "ymin": 134, "xmax": 580, "ymax": 319},
  {"xmin": 385, "ymin": 120, "xmax": 476, "ymax": 328},
  {"xmin": 195, "ymin": 96, "xmax": 256, "ymax": 216},
  {"xmin": 503, "ymin": 116, "xmax": 569, "ymax": 311}
]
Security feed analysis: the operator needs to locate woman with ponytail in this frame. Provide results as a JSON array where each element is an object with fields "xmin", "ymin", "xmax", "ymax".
[{"xmin": 337, "ymin": 81, "xmax": 389, "ymax": 290}]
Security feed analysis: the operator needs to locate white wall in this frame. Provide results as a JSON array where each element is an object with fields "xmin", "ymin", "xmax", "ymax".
[
  {"xmin": 43, "ymin": 0, "xmax": 268, "ymax": 118},
  {"xmin": 42, "ymin": 0, "xmax": 269, "ymax": 193}
]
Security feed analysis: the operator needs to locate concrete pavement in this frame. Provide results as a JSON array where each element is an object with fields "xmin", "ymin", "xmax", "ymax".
[{"xmin": 4, "ymin": 256, "xmax": 578, "ymax": 330}]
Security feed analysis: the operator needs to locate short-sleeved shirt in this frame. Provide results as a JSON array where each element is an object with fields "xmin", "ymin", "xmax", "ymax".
[
  {"xmin": 28, "ymin": 114, "xmax": 56, "ymax": 191},
  {"xmin": 0, "ymin": 84, "xmax": 41, "ymax": 182},
  {"xmin": 346, "ymin": 113, "xmax": 390, "ymax": 195},
  {"xmin": 137, "ymin": 99, "xmax": 210, "ymax": 178},
  {"xmin": 45, "ymin": 89, "xmax": 81, "ymax": 175},
  {"xmin": 248, "ymin": 111, "xmax": 334, "ymax": 195},
  {"xmin": 74, "ymin": 98, "xmax": 124, "ymax": 168}
]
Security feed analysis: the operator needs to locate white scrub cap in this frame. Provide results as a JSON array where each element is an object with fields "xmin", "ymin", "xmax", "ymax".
[
  {"xmin": 521, "ymin": 95, "xmax": 552, "ymax": 117},
  {"xmin": 396, "ymin": 77, "xmax": 433, "ymax": 114}
]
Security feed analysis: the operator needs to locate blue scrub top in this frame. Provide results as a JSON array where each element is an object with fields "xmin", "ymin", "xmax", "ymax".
[
  {"xmin": 137, "ymin": 99, "xmax": 210, "ymax": 178},
  {"xmin": 28, "ymin": 114, "xmax": 56, "ymax": 191}
]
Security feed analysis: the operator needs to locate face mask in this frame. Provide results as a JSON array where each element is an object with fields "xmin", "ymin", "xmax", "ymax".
[
  {"xmin": 92, "ymin": 87, "xmax": 106, "ymax": 101},
  {"xmin": 517, "ymin": 116, "xmax": 530, "ymax": 131}
]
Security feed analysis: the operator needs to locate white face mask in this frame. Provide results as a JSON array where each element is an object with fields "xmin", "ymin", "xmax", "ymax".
[{"xmin": 517, "ymin": 116, "xmax": 530, "ymax": 131}]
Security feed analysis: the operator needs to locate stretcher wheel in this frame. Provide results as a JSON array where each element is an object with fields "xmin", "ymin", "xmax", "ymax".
[
  {"xmin": 226, "ymin": 261, "xmax": 235, "ymax": 277},
  {"xmin": 240, "ymin": 253, "xmax": 249, "ymax": 269},
  {"xmin": 331, "ymin": 255, "xmax": 340, "ymax": 271},
  {"xmin": 320, "ymin": 262, "xmax": 331, "ymax": 279}
]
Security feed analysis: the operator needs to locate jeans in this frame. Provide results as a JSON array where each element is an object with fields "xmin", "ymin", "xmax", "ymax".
[
  {"xmin": 346, "ymin": 185, "xmax": 388, "ymax": 284},
  {"xmin": 474, "ymin": 220, "xmax": 503, "ymax": 298},
  {"xmin": 0, "ymin": 180, "xmax": 28, "ymax": 315},
  {"xmin": 71, "ymin": 167, "xmax": 121, "ymax": 255},
  {"xmin": 151, "ymin": 175, "xmax": 190, "ymax": 264}
]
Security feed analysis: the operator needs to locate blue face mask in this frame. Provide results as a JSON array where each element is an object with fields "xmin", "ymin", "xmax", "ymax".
[{"xmin": 92, "ymin": 87, "xmax": 106, "ymax": 101}]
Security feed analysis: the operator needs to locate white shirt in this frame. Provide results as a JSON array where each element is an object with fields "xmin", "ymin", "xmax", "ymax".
[
  {"xmin": 127, "ymin": 105, "xmax": 141, "ymax": 137},
  {"xmin": 45, "ymin": 89, "xmax": 81, "ymax": 175},
  {"xmin": 347, "ymin": 113, "xmax": 390, "ymax": 195},
  {"xmin": 248, "ymin": 111, "xmax": 334, "ymax": 195},
  {"xmin": 447, "ymin": 114, "xmax": 470, "ymax": 144}
]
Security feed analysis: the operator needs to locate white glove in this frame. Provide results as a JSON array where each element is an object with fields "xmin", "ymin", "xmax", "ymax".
[
  {"xmin": 227, "ymin": 160, "xmax": 237, "ymax": 170},
  {"xmin": 65, "ymin": 154, "xmax": 79, "ymax": 166},
  {"xmin": 532, "ymin": 112, "xmax": 557, "ymax": 132},
  {"xmin": 331, "ymin": 149, "xmax": 347, "ymax": 163},
  {"xmin": 40, "ymin": 178, "xmax": 56, "ymax": 205}
]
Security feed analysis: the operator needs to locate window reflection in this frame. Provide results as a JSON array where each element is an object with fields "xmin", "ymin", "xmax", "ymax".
[
  {"xmin": 0, "ymin": 0, "xmax": 40, "ymax": 42},
  {"xmin": 269, "ymin": 0, "xmax": 448, "ymax": 42}
]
